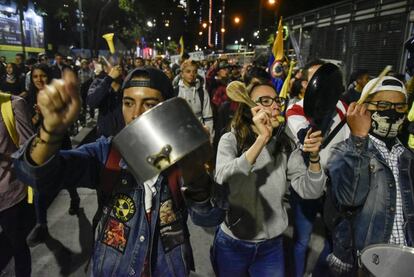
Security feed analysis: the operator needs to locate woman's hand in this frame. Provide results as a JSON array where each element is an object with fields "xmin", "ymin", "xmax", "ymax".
[
  {"xmin": 251, "ymin": 106, "xmax": 273, "ymax": 144},
  {"xmin": 303, "ymin": 129, "xmax": 323, "ymax": 157},
  {"xmin": 303, "ymin": 129, "xmax": 323, "ymax": 171}
]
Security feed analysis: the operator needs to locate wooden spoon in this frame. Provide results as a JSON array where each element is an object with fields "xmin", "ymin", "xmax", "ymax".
[
  {"xmin": 357, "ymin": 65, "xmax": 392, "ymax": 104},
  {"xmin": 226, "ymin": 81, "xmax": 257, "ymax": 108}
]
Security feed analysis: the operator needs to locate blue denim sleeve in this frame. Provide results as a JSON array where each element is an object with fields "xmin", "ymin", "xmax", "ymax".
[
  {"xmin": 186, "ymin": 197, "xmax": 226, "ymax": 227},
  {"xmin": 13, "ymin": 135, "xmax": 111, "ymax": 194},
  {"xmin": 327, "ymin": 135, "xmax": 371, "ymax": 207},
  {"xmin": 184, "ymin": 174, "xmax": 226, "ymax": 227}
]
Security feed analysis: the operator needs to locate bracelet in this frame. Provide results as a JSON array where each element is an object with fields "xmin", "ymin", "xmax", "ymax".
[
  {"xmin": 41, "ymin": 122, "xmax": 65, "ymax": 138},
  {"xmin": 309, "ymin": 156, "xmax": 320, "ymax": 164}
]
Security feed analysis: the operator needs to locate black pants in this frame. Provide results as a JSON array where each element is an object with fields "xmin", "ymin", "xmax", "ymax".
[{"xmin": 0, "ymin": 199, "xmax": 35, "ymax": 277}]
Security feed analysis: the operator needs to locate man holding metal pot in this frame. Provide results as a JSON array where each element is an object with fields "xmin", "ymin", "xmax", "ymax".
[{"xmin": 13, "ymin": 67, "xmax": 225, "ymax": 276}]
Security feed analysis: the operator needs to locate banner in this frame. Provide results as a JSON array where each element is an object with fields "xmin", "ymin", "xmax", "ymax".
[
  {"xmin": 0, "ymin": 4, "xmax": 44, "ymax": 49},
  {"xmin": 189, "ymin": 51, "xmax": 204, "ymax": 61}
]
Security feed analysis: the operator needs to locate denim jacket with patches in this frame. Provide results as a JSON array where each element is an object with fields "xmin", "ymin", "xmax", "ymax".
[
  {"xmin": 327, "ymin": 135, "xmax": 414, "ymax": 255},
  {"xmin": 13, "ymin": 136, "xmax": 225, "ymax": 277}
]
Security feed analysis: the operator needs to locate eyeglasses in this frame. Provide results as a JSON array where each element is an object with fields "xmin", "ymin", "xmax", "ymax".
[
  {"xmin": 365, "ymin": 101, "xmax": 408, "ymax": 113},
  {"xmin": 255, "ymin": 96, "xmax": 284, "ymax": 107}
]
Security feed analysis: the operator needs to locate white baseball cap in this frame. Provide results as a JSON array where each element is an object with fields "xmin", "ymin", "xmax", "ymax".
[{"xmin": 362, "ymin": 76, "xmax": 407, "ymax": 98}]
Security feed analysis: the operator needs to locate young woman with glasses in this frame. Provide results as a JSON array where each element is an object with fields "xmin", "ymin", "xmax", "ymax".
[{"xmin": 212, "ymin": 81, "xmax": 327, "ymax": 277}]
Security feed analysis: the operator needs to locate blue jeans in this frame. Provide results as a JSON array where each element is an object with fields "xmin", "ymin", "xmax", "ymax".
[
  {"xmin": 211, "ymin": 227, "xmax": 285, "ymax": 277},
  {"xmin": 290, "ymin": 188, "xmax": 324, "ymax": 277}
]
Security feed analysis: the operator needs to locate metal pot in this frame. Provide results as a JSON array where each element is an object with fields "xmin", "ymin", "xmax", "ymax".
[{"xmin": 113, "ymin": 97, "xmax": 211, "ymax": 183}]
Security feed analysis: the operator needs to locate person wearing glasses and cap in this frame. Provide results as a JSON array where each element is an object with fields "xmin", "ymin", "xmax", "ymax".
[
  {"xmin": 213, "ymin": 81, "xmax": 327, "ymax": 276},
  {"xmin": 13, "ymin": 67, "xmax": 225, "ymax": 276},
  {"xmin": 326, "ymin": 76, "xmax": 414, "ymax": 275}
]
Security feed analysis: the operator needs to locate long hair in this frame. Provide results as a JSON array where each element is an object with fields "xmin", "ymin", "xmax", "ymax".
[
  {"xmin": 6, "ymin": 62, "xmax": 18, "ymax": 77},
  {"xmin": 231, "ymin": 82, "xmax": 292, "ymax": 157},
  {"xmin": 27, "ymin": 63, "xmax": 53, "ymax": 116},
  {"xmin": 30, "ymin": 63, "xmax": 52, "ymax": 92}
]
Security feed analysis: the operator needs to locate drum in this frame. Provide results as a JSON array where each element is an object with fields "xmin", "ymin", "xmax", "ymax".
[
  {"xmin": 360, "ymin": 244, "xmax": 414, "ymax": 277},
  {"xmin": 113, "ymin": 97, "xmax": 211, "ymax": 183}
]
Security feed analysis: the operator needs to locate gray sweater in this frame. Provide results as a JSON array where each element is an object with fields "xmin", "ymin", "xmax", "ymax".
[{"xmin": 215, "ymin": 131, "xmax": 326, "ymax": 241}]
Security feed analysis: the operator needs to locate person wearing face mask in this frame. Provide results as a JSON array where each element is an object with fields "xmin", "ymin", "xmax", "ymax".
[
  {"xmin": 212, "ymin": 81, "xmax": 327, "ymax": 276},
  {"xmin": 326, "ymin": 76, "xmax": 414, "ymax": 274}
]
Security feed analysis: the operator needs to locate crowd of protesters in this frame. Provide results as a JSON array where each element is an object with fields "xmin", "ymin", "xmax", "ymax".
[{"xmin": 1, "ymin": 45, "xmax": 414, "ymax": 277}]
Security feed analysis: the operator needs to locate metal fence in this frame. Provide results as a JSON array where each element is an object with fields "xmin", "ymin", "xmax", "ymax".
[{"xmin": 286, "ymin": 0, "xmax": 413, "ymax": 80}]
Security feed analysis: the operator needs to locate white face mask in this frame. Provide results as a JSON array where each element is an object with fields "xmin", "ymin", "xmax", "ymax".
[{"xmin": 370, "ymin": 110, "xmax": 405, "ymax": 138}]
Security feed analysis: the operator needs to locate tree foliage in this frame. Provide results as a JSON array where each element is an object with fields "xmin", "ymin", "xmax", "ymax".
[{"xmin": 33, "ymin": 0, "xmax": 153, "ymax": 53}]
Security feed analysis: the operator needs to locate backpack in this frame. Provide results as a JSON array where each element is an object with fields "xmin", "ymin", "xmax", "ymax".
[
  {"xmin": 323, "ymin": 177, "xmax": 360, "ymax": 275},
  {"xmin": 0, "ymin": 92, "xmax": 33, "ymax": 204}
]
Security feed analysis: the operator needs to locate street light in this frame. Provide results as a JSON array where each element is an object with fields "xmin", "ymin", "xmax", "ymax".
[
  {"xmin": 240, "ymin": 38, "xmax": 245, "ymax": 42},
  {"xmin": 234, "ymin": 16, "xmax": 240, "ymax": 24},
  {"xmin": 268, "ymin": 0, "xmax": 276, "ymax": 4},
  {"xmin": 235, "ymin": 40, "xmax": 238, "ymax": 44},
  {"xmin": 221, "ymin": 28, "xmax": 226, "ymax": 33},
  {"xmin": 147, "ymin": 21, "xmax": 153, "ymax": 27},
  {"xmin": 167, "ymin": 36, "xmax": 171, "ymax": 40},
  {"xmin": 199, "ymin": 31, "xmax": 203, "ymax": 36},
  {"xmin": 202, "ymin": 22, "xmax": 207, "ymax": 29}
]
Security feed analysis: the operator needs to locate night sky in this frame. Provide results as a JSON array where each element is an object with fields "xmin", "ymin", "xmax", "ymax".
[{"xmin": 224, "ymin": 0, "xmax": 344, "ymax": 43}]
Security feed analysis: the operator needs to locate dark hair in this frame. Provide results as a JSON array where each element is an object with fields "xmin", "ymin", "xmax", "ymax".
[
  {"xmin": 290, "ymin": 78, "xmax": 305, "ymax": 98},
  {"xmin": 30, "ymin": 63, "xmax": 53, "ymax": 90},
  {"xmin": 243, "ymin": 66, "xmax": 271, "ymax": 85},
  {"xmin": 16, "ymin": 53, "xmax": 24, "ymax": 59},
  {"xmin": 348, "ymin": 69, "xmax": 369, "ymax": 85},
  {"xmin": 6, "ymin": 62, "xmax": 18, "ymax": 76},
  {"xmin": 26, "ymin": 58, "xmax": 37, "ymax": 66},
  {"xmin": 303, "ymin": 59, "xmax": 325, "ymax": 80}
]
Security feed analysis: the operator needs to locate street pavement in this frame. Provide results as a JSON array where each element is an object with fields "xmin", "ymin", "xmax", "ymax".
[
  {"xmin": 1, "ymin": 121, "xmax": 325, "ymax": 277},
  {"xmin": 1, "ymin": 188, "xmax": 325, "ymax": 277}
]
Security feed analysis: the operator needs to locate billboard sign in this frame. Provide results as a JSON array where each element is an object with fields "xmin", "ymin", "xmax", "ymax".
[{"xmin": 0, "ymin": 4, "xmax": 44, "ymax": 49}]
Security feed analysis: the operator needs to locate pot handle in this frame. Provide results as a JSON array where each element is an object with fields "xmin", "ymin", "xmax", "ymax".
[{"xmin": 146, "ymin": 145, "xmax": 172, "ymax": 170}]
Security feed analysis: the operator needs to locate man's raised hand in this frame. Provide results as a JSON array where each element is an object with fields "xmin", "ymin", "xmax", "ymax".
[{"xmin": 37, "ymin": 69, "xmax": 81, "ymax": 136}]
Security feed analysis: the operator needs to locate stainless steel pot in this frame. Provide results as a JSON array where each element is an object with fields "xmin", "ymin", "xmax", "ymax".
[{"xmin": 113, "ymin": 97, "xmax": 211, "ymax": 183}]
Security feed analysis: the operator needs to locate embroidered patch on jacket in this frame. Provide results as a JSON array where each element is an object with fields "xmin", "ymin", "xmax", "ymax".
[
  {"xmin": 112, "ymin": 193, "xmax": 136, "ymax": 222},
  {"xmin": 159, "ymin": 199, "xmax": 185, "ymax": 252},
  {"xmin": 160, "ymin": 199, "xmax": 177, "ymax": 225},
  {"xmin": 101, "ymin": 217, "xmax": 130, "ymax": 253}
]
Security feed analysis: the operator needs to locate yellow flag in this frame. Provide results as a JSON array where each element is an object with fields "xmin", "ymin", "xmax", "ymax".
[
  {"xmin": 179, "ymin": 36, "xmax": 184, "ymax": 56},
  {"xmin": 408, "ymin": 100, "xmax": 414, "ymax": 122},
  {"xmin": 272, "ymin": 17, "xmax": 284, "ymax": 61},
  {"xmin": 279, "ymin": 60, "xmax": 296, "ymax": 100}
]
